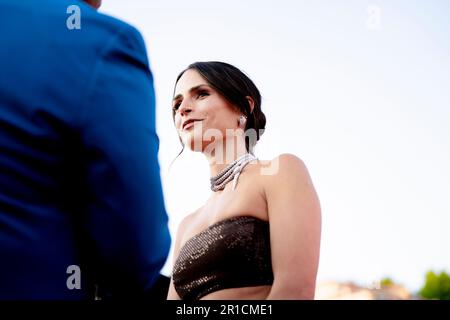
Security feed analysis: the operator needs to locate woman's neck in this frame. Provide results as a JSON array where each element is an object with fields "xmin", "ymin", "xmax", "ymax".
[{"xmin": 204, "ymin": 138, "xmax": 249, "ymax": 177}]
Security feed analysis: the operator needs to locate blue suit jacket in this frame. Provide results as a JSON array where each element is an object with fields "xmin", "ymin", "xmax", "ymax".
[{"xmin": 0, "ymin": 0, "xmax": 170, "ymax": 299}]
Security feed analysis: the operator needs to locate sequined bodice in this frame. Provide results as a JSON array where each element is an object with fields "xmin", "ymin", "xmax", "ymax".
[{"xmin": 172, "ymin": 216, "xmax": 273, "ymax": 300}]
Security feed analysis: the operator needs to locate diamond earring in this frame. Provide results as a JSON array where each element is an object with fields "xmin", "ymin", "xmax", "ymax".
[{"xmin": 239, "ymin": 115, "xmax": 247, "ymax": 126}]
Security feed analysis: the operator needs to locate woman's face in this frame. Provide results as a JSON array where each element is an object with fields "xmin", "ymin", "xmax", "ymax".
[{"xmin": 173, "ymin": 69, "xmax": 242, "ymax": 152}]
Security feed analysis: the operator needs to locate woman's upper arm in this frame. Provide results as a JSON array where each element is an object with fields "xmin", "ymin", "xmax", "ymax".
[
  {"xmin": 167, "ymin": 210, "xmax": 201, "ymax": 300},
  {"xmin": 167, "ymin": 277, "xmax": 180, "ymax": 300},
  {"xmin": 264, "ymin": 154, "xmax": 322, "ymax": 299},
  {"xmin": 166, "ymin": 215, "xmax": 191, "ymax": 300}
]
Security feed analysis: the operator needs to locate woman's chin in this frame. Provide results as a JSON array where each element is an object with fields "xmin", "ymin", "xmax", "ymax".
[{"xmin": 182, "ymin": 136, "xmax": 204, "ymax": 152}]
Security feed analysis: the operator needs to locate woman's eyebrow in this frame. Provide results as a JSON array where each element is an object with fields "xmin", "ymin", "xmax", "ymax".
[{"xmin": 173, "ymin": 84, "xmax": 211, "ymax": 102}]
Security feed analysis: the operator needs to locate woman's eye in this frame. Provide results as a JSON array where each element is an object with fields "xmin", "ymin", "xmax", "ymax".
[
  {"xmin": 173, "ymin": 103, "xmax": 180, "ymax": 111},
  {"xmin": 197, "ymin": 91, "xmax": 209, "ymax": 98}
]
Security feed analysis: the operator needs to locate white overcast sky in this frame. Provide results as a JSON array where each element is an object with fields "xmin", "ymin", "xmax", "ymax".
[{"xmin": 100, "ymin": 0, "xmax": 450, "ymax": 292}]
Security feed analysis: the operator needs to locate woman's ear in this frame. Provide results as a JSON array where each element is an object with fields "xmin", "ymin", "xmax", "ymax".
[{"xmin": 246, "ymin": 96, "xmax": 255, "ymax": 114}]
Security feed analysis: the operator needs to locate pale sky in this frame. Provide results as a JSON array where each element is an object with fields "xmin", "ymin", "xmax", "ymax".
[{"xmin": 100, "ymin": 0, "xmax": 450, "ymax": 292}]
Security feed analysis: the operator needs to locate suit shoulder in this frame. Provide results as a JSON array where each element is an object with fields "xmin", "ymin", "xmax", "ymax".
[
  {"xmin": 90, "ymin": 9, "xmax": 144, "ymax": 42},
  {"xmin": 44, "ymin": 0, "xmax": 145, "ymax": 48}
]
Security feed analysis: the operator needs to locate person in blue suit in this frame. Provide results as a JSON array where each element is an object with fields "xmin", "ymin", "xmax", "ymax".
[{"xmin": 0, "ymin": 0, "xmax": 171, "ymax": 299}]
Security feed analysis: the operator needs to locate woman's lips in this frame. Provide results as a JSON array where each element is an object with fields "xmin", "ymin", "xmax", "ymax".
[{"xmin": 183, "ymin": 120, "xmax": 202, "ymax": 130}]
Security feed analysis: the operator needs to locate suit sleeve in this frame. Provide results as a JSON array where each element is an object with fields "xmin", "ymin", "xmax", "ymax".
[{"xmin": 79, "ymin": 24, "xmax": 171, "ymax": 297}]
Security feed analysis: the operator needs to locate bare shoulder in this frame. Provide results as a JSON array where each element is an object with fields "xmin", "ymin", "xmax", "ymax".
[
  {"xmin": 260, "ymin": 153, "xmax": 319, "ymax": 201},
  {"xmin": 259, "ymin": 153, "xmax": 310, "ymax": 181},
  {"xmin": 275, "ymin": 153, "xmax": 306, "ymax": 169},
  {"xmin": 262, "ymin": 153, "xmax": 321, "ymax": 225},
  {"xmin": 173, "ymin": 206, "xmax": 203, "ymax": 252},
  {"xmin": 177, "ymin": 206, "xmax": 202, "ymax": 236}
]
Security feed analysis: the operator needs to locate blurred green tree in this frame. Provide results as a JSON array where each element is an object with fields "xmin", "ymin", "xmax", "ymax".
[
  {"xmin": 419, "ymin": 270, "xmax": 450, "ymax": 300},
  {"xmin": 380, "ymin": 277, "xmax": 394, "ymax": 287}
]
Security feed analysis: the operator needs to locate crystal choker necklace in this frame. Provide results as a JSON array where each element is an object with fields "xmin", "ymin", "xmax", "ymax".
[{"xmin": 210, "ymin": 153, "xmax": 257, "ymax": 192}]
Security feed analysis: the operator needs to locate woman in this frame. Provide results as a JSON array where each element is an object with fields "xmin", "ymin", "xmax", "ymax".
[{"xmin": 167, "ymin": 61, "xmax": 321, "ymax": 300}]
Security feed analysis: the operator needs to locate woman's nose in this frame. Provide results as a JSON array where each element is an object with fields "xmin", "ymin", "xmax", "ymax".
[{"xmin": 179, "ymin": 100, "xmax": 192, "ymax": 116}]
